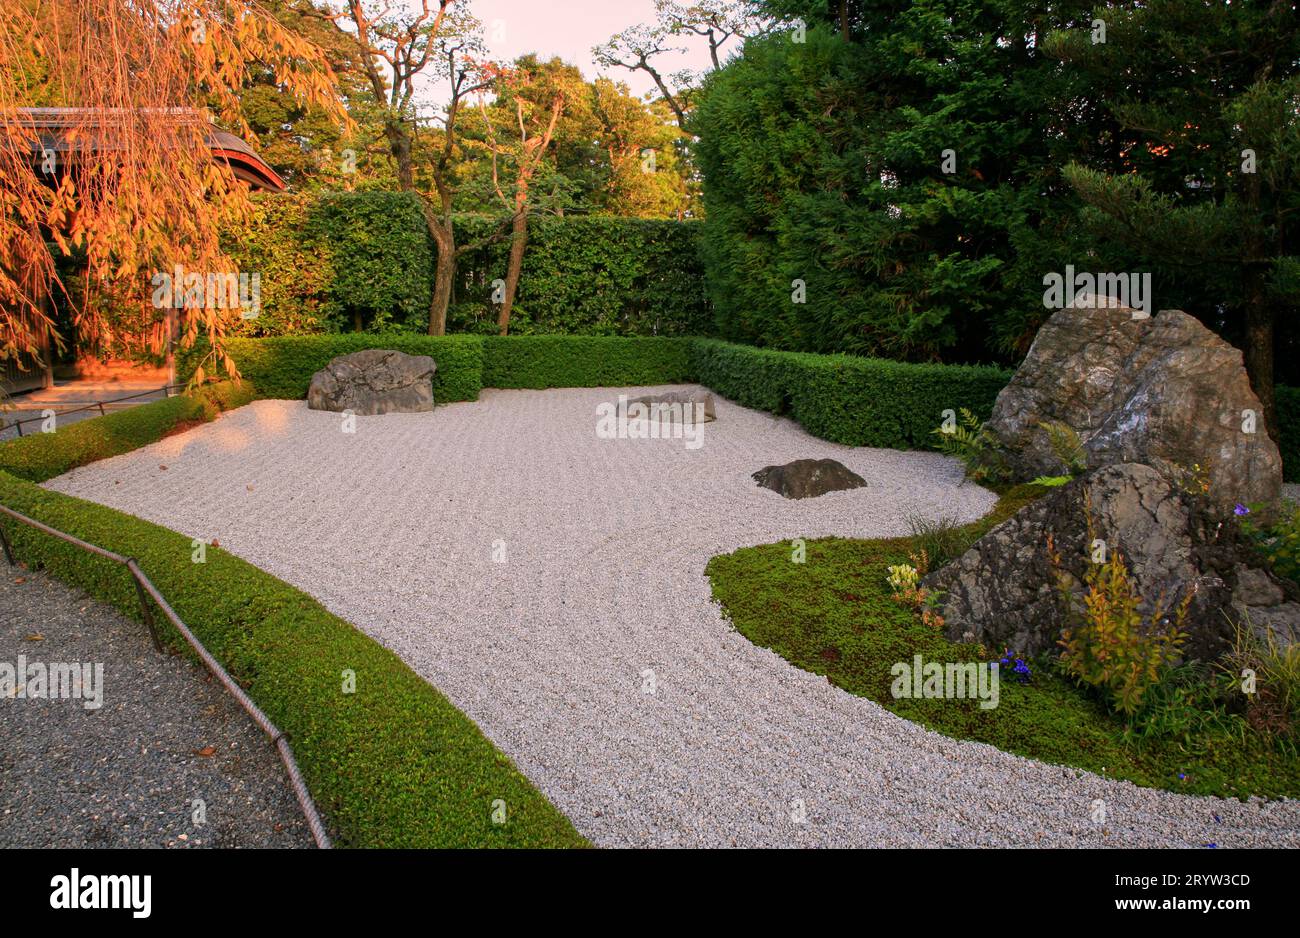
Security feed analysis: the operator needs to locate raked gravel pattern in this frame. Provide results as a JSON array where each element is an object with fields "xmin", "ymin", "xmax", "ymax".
[{"xmin": 45, "ymin": 387, "xmax": 1300, "ymax": 848}]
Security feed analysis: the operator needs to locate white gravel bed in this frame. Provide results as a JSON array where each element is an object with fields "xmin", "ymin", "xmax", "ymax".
[{"xmin": 45, "ymin": 387, "xmax": 1300, "ymax": 847}]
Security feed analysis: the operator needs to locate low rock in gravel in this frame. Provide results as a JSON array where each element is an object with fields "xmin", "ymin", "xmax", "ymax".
[
  {"xmin": 752, "ymin": 458, "xmax": 866, "ymax": 500},
  {"xmin": 626, "ymin": 390, "xmax": 716, "ymax": 422},
  {"xmin": 924, "ymin": 462, "xmax": 1300, "ymax": 661},
  {"xmin": 307, "ymin": 349, "xmax": 436, "ymax": 415}
]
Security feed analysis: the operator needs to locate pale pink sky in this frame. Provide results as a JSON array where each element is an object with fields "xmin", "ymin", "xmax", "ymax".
[{"xmin": 411, "ymin": 0, "xmax": 727, "ymax": 102}]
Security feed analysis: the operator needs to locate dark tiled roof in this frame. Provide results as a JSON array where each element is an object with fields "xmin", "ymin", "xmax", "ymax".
[{"xmin": 8, "ymin": 107, "xmax": 286, "ymax": 192}]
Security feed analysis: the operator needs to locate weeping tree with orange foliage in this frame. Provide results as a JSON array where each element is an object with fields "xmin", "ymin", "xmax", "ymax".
[{"xmin": 0, "ymin": 0, "xmax": 350, "ymax": 384}]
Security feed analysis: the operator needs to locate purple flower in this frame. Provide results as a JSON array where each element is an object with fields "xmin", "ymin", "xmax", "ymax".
[{"xmin": 1235, "ymin": 503, "xmax": 1250, "ymax": 516}]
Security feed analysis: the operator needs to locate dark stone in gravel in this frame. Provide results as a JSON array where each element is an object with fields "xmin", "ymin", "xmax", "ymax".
[
  {"xmin": 0, "ymin": 570, "xmax": 311, "ymax": 848},
  {"xmin": 752, "ymin": 459, "xmax": 866, "ymax": 499}
]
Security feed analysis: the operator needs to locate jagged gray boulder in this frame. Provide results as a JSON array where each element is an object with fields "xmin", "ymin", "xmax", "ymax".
[
  {"xmin": 986, "ymin": 303, "xmax": 1281, "ymax": 519},
  {"xmin": 752, "ymin": 459, "xmax": 866, "ymax": 499},
  {"xmin": 307, "ymin": 349, "xmax": 436, "ymax": 415},
  {"xmin": 923, "ymin": 463, "xmax": 1300, "ymax": 662}
]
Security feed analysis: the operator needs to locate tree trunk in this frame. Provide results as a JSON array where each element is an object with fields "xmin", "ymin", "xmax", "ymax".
[
  {"xmin": 498, "ymin": 209, "xmax": 529, "ymax": 336},
  {"xmin": 1243, "ymin": 289, "xmax": 1277, "ymax": 442},
  {"xmin": 426, "ymin": 213, "xmax": 454, "ymax": 336}
]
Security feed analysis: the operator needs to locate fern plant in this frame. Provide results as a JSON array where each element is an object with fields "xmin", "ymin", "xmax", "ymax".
[
  {"xmin": 930, "ymin": 408, "xmax": 1008, "ymax": 484},
  {"xmin": 1039, "ymin": 419, "xmax": 1087, "ymax": 477}
]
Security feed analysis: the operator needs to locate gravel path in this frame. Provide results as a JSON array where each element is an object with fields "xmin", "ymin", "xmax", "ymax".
[
  {"xmin": 45, "ymin": 387, "xmax": 1300, "ymax": 847},
  {"xmin": 0, "ymin": 570, "xmax": 311, "ymax": 848}
]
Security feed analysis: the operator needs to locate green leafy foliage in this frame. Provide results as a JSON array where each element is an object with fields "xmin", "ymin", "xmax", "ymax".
[
  {"xmin": 0, "ymin": 383, "xmax": 255, "ymax": 483},
  {"xmin": 1031, "ymin": 475, "xmax": 1072, "ymax": 487},
  {"xmin": 693, "ymin": 6, "xmax": 1121, "ymax": 362},
  {"xmin": 1053, "ymin": 542, "xmax": 1190, "ymax": 716},
  {"xmin": 222, "ymin": 195, "xmax": 710, "ymax": 338},
  {"xmin": 1277, "ymin": 386, "xmax": 1300, "ymax": 482},
  {"xmin": 1241, "ymin": 500, "xmax": 1300, "ymax": 586},
  {"xmin": 0, "ymin": 471, "xmax": 588, "ymax": 848},
  {"xmin": 1218, "ymin": 621, "xmax": 1300, "ymax": 748},
  {"xmin": 904, "ymin": 511, "xmax": 974, "ymax": 571},
  {"xmin": 1041, "ymin": 420, "xmax": 1086, "ymax": 476},
  {"xmin": 225, "ymin": 192, "xmax": 433, "ymax": 335},
  {"xmin": 929, "ymin": 407, "xmax": 1009, "ymax": 483},
  {"xmin": 449, "ymin": 215, "xmax": 710, "ymax": 336}
]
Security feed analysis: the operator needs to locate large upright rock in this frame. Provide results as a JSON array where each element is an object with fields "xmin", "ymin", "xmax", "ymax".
[
  {"xmin": 986, "ymin": 303, "xmax": 1281, "ymax": 517},
  {"xmin": 923, "ymin": 463, "xmax": 1300, "ymax": 662},
  {"xmin": 307, "ymin": 349, "xmax": 436, "ymax": 415}
]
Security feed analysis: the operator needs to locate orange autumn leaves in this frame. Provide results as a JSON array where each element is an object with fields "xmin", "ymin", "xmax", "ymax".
[{"xmin": 0, "ymin": 1, "xmax": 352, "ymax": 380}]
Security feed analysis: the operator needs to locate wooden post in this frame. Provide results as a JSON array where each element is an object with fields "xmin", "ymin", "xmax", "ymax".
[
  {"xmin": 165, "ymin": 307, "xmax": 177, "ymax": 395},
  {"xmin": 39, "ymin": 296, "xmax": 53, "ymax": 389}
]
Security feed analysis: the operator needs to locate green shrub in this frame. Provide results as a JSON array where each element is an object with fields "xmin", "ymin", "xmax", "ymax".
[
  {"xmin": 0, "ymin": 472, "xmax": 587, "ymax": 848},
  {"xmin": 904, "ymin": 511, "xmax": 974, "ymax": 571},
  {"xmin": 1218, "ymin": 620, "xmax": 1300, "ymax": 747},
  {"xmin": 181, "ymin": 335, "xmax": 484, "ymax": 402},
  {"xmin": 481, "ymin": 336, "xmax": 694, "ymax": 389},
  {"xmin": 691, "ymin": 339, "xmax": 1010, "ymax": 450},
  {"xmin": 929, "ymin": 407, "xmax": 1011, "ymax": 484},
  {"xmin": 223, "ymin": 195, "xmax": 709, "ymax": 338},
  {"xmin": 0, "ymin": 382, "xmax": 255, "ymax": 484},
  {"xmin": 1242, "ymin": 500, "xmax": 1300, "ymax": 585}
]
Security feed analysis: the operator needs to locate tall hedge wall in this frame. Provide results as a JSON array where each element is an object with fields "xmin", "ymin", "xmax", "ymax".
[
  {"xmin": 227, "ymin": 191, "xmax": 433, "ymax": 335},
  {"xmin": 222, "ymin": 193, "xmax": 709, "ymax": 338},
  {"xmin": 450, "ymin": 216, "xmax": 710, "ymax": 337},
  {"xmin": 480, "ymin": 336, "xmax": 694, "ymax": 389}
]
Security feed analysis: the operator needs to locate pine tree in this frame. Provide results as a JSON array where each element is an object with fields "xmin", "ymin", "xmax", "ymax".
[{"xmin": 1051, "ymin": 0, "xmax": 1300, "ymax": 437}]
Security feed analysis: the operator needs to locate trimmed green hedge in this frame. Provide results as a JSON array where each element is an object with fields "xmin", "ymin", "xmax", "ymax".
[
  {"xmin": 181, "ymin": 335, "xmax": 485, "ymax": 402},
  {"xmin": 227, "ymin": 191, "xmax": 434, "ymax": 335},
  {"xmin": 450, "ymin": 216, "xmax": 710, "ymax": 336},
  {"xmin": 481, "ymin": 336, "xmax": 694, "ymax": 389},
  {"xmin": 0, "ymin": 472, "xmax": 587, "ymax": 848},
  {"xmin": 222, "ymin": 194, "xmax": 709, "ymax": 337},
  {"xmin": 0, "ymin": 382, "xmax": 256, "ymax": 484},
  {"xmin": 691, "ymin": 339, "xmax": 1011, "ymax": 450}
]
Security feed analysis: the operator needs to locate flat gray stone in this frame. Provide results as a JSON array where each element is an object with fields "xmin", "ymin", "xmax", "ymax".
[{"xmin": 627, "ymin": 390, "xmax": 716, "ymax": 422}]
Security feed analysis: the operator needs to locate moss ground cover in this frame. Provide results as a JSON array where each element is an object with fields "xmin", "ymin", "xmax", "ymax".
[{"xmin": 706, "ymin": 485, "xmax": 1300, "ymax": 800}]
